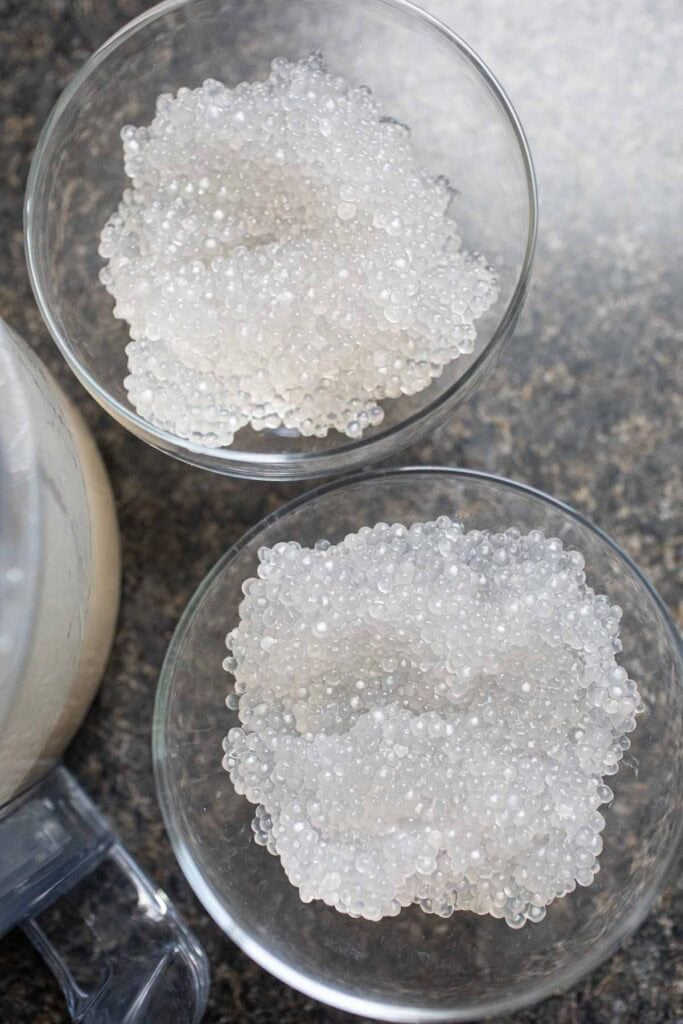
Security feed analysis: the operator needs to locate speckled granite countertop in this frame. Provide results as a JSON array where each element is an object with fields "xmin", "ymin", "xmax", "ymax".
[{"xmin": 0, "ymin": 0, "xmax": 681, "ymax": 1021}]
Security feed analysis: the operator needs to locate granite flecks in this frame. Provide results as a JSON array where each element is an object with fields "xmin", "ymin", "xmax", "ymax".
[{"xmin": 0, "ymin": 0, "xmax": 681, "ymax": 1022}]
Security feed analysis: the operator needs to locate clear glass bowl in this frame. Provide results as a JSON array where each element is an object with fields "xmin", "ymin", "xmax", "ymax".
[
  {"xmin": 25, "ymin": 0, "xmax": 536, "ymax": 480},
  {"xmin": 153, "ymin": 468, "xmax": 682, "ymax": 1021}
]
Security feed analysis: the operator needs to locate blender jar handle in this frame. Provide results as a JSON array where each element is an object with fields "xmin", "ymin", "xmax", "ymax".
[{"xmin": 0, "ymin": 766, "xmax": 209, "ymax": 1023}]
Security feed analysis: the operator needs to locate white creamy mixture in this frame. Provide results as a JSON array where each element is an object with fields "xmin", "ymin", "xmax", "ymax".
[{"xmin": 0, "ymin": 332, "xmax": 119, "ymax": 806}]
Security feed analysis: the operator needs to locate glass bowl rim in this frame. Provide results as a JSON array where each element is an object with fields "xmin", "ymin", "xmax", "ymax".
[
  {"xmin": 152, "ymin": 465, "xmax": 683, "ymax": 1022},
  {"xmin": 24, "ymin": 0, "xmax": 538, "ymax": 480}
]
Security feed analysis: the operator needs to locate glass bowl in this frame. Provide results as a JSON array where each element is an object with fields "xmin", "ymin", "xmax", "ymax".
[
  {"xmin": 25, "ymin": 0, "xmax": 536, "ymax": 480},
  {"xmin": 153, "ymin": 468, "xmax": 682, "ymax": 1021}
]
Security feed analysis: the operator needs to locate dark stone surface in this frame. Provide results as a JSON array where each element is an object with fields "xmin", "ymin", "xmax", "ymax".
[{"xmin": 0, "ymin": 0, "xmax": 680, "ymax": 1021}]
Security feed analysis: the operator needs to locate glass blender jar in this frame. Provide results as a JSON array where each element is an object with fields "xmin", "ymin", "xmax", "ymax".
[{"xmin": 0, "ymin": 320, "xmax": 208, "ymax": 1023}]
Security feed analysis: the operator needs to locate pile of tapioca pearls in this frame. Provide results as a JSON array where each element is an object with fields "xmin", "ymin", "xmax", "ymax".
[
  {"xmin": 221, "ymin": 517, "xmax": 641, "ymax": 927},
  {"xmin": 99, "ymin": 53, "xmax": 498, "ymax": 447}
]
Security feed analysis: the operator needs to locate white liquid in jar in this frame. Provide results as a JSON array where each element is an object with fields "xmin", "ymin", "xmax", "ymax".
[{"xmin": 0, "ymin": 329, "xmax": 120, "ymax": 805}]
